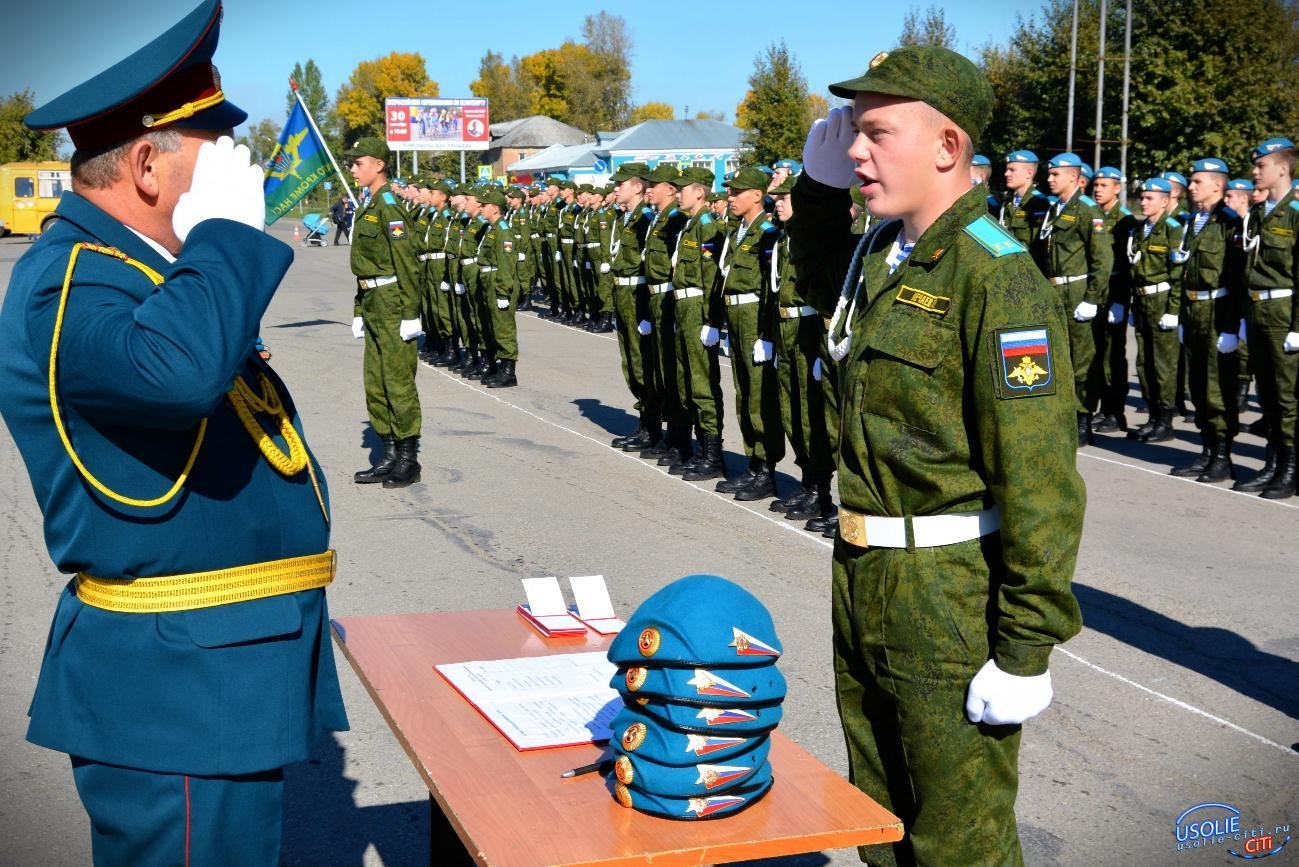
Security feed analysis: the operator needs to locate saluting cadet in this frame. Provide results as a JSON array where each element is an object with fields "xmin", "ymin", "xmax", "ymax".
[
  {"xmin": 640, "ymin": 164, "xmax": 691, "ymax": 467},
  {"xmin": 348, "ymin": 137, "xmax": 424, "ymax": 487},
  {"xmin": 478, "ymin": 188, "xmax": 521, "ymax": 388},
  {"xmin": 1126, "ymin": 178, "xmax": 1185, "ymax": 443},
  {"xmin": 1169, "ymin": 158, "xmax": 1244, "ymax": 483},
  {"xmin": 999, "ymin": 149, "xmax": 1051, "ymax": 252},
  {"xmin": 1235, "ymin": 137, "xmax": 1299, "ymax": 499},
  {"xmin": 0, "ymin": 2, "xmax": 347, "ymax": 862},
  {"xmin": 1090, "ymin": 166, "xmax": 1139, "ymax": 433},
  {"xmin": 1033, "ymin": 152, "xmax": 1113, "ymax": 445},
  {"xmin": 608, "ymin": 163, "xmax": 656, "ymax": 452},
  {"xmin": 793, "ymin": 46, "xmax": 1083, "ymax": 867}
]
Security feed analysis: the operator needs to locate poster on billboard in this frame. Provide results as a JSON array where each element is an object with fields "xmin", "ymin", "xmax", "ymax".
[{"xmin": 385, "ymin": 97, "xmax": 491, "ymax": 151}]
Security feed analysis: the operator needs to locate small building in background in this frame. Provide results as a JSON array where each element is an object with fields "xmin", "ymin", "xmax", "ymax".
[{"xmin": 481, "ymin": 116, "xmax": 590, "ymax": 183}]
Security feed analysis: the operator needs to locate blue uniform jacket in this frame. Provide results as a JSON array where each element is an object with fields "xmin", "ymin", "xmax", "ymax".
[{"xmin": 0, "ymin": 193, "xmax": 347, "ymax": 775}]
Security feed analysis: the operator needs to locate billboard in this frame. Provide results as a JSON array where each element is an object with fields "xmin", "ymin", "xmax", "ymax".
[{"xmin": 385, "ymin": 97, "xmax": 491, "ymax": 151}]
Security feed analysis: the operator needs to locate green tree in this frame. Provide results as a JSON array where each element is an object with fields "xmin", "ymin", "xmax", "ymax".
[
  {"xmin": 287, "ymin": 60, "xmax": 330, "ymax": 122},
  {"xmin": 236, "ymin": 118, "xmax": 281, "ymax": 166},
  {"xmin": 575, "ymin": 11, "xmax": 633, "ymax": 130},
  {"xmin": 333, "ymin": 52, "xmax": 439, "ymax": 144},
  {"xmin": 0, "ymin": 90, "xmax": 63, "ymax": 162},
  {"xmin": 899, "ymin": 5, "xmax": 957, "ymax": 48},
  {"xmin": 630, "ymin": 101, "xmax": 675, "ymax": 124},
  {"xmin": 695, "ymin": 109, "xmax": 726, "ymax": 122},
  {"xmin": 470, "ymin": 51, "xmax": 531, "ymax": 122},
  {"xmin": 736, "ymin": 42, "xmax": 812, "ymax": 167}
]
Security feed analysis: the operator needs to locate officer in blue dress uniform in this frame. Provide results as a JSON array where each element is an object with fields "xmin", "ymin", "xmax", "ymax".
[{"xmin": 0, "ymin": 2, "xmax": 347, "ymax": 864}]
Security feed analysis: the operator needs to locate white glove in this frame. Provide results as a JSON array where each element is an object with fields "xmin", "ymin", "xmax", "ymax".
[
  {"xmin": 599, "ymin": 262, "xmax": 610, "ymax": 274},
  {"xmin": 700, "ymin": 325, "xmax": 720, "ymax": 347},
  {"xmin": 351, "ymin": 316, "xmax": 364, "ymax": 339},
  {"xmin": 812, "ymin": 357, "xmax": 823, "ymax": 381},
  {"xmin": 965, "ymin": 659, "xmax": 1053, "ymax": 726},
  {"xmin": 1177, "ymin": 324, "xmax": 1184, "ymax": 344},
  {"xmin": 802, "ymin": 106, "xmax": 859, "ymax": 189},
  {"xmin": 398, "ymin": 318, "xmax": 424, "ymax": 341},
  {"xmin": 637, "ymin": 319, "xmax": 652, "ymax": 336},
  {"xmin": 172, "ymin": 136, "xmax": 266, "ymax": 243},
  {"xmin": 496, "ymin": 297, "xmax": 509, "ymax": 310},
  {"xmin": 553, "ymin": 251, "xmax": 561, "ymax": 263},
  {"xmin": 1285, "ymin": 332, "xmax": 1299, "ymax": 353},
  {"xmin": 439, "ymin": 281, "xmax": 450, "ymax": 292},
  {"xmin": 1238, "ymin": 318, "xmax": 1248, "ymax": 343},
  {"xmin": 1216, "ymin": 332, "xmax": 1239, "ymax": 353},
  {"xmin": 1158, "ymin": 313, "xmax": 1178, "ymax": 331},
  {"xmin": 454, "ymin": 283, "xmax": 466, "ymax": 295},
  {"xmin": 1073, "ymin": 301, "xmax": 1098, "ymax": 322},
  {"xmin": 1106, "ymin": 302, "xmax": 1125, "ymax": 325},
  {"xmin": 752, "ymin": 339, "xmax": 774, "ymax": 363}
]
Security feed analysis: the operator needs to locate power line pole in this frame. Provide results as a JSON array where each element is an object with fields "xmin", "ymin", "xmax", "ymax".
[
  {"xmin": 1066, "ymin": 0, "xmax": 1080, "ymax": 152},
  {"xmin": 1094, "ymin": 0, "xmax": 1107, "ymax": 169},
  {"xmin": 1120, "ymin": 0, "xmax": 1132, "ymax": 205}
]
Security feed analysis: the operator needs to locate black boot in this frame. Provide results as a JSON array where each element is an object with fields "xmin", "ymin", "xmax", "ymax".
[
  {"xmin": 435, "ymin": 341, "xmax": 459, "ymax": 367},
  {"xmin": 787, "ymin": 477, "xmax": 832, "ymax": 520},
  {"xmin": 683, "ymin": 434, "xmax": 726, "ymax": 481},
  {"xmin": 656, "ymin": 426, "xmax": 686, "ymax": 466},
  {"xmin": 1196, "ymin": 437, "xmax": 1234, "ymax": 484},
  {"xmin": 477, "ymin": 354, "xmax": 497, "ymax": 383},
  {"xmin": 715, "ymin": 458, "xmax": 759, "ymax": 493},
  {"xmin": 771, "ymin": 476, "xmax": 812, "ymax": 513},
  {"xmin": 638, "ymin": 426, "xmax": 670, "ymax": 459},
  {"xmin": 1237, "ymin": 379, "xmax": 1250, "ymax": 412},
  {"xmin": 734, "ymin": 462, "xmax": 775, "ymax": 501},
  {"xmin": 1260, "ymin": 448, "xmax": 1297, "ymax": 499},
  {"xmin": 486, "ymin": 358, "xmax": 517, "ymax": 388},
  {"xmin": 594, "ymin": 312, "xmax": 615, "ymax": 333},
  {"xmin": 1092, "ymin": 412, "xmax": 1125, "ymax": 433},
  {"xmin": 1233, "ymin": 444, "xmax": 1278, "ymax": 492},
  {"xmin": 447, "ymin": 346, "xmax": 467, "ymax": 371},
  {"xmin": 612, "ymin": 420, "xmax": 646, "ymax": 448},
  {"xmin": 666, "ymin": 428, "xmax": 695, "ymax": 473},
  {"xmin": 1077, "ymin": 412, "xmax": 1093, "ymax": 448},
  {"xmin": 382, "ymin": 437, "xmax": 421, "ymax": 488},
  {"xmin": 1140, "ymin": 407, "xmax": 1175, "ymax": 442},
  {"xmin": 1128, "ymin": 409, "xmax": 1159, "ymax": 440},
  {"xmin": 822, "ymin": 516, "xmax": 838, "ymax": 538},
  {"xmin": 804, "ymin": 494, "xmax": 838, "ymax": 534},
  {"xmin": 1170, "ymin": 440, "xmax": 1212, "ymax": 477},
  {"xmin": 354, "ymin": 437, "xmax": 397, "ymax": 484},
  {"xmin": 620, "ymin": 423, "xmax": 657, "ymax": 451},
  {"xmin": 462, "ymin": 351, "xmax": 483, "ymax": 378},
  {"xmin": 672, "ymin": 430, "xmax": 706, "ymax": 475}
]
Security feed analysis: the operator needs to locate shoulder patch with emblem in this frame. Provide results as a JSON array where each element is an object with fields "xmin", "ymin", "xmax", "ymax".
[
  {"xmin": 1092, "ymin": 217, "xmax": 1106, "ymax": 232},
  {"xmin": 964, "ymin": 214, "xmax": 1027, "ymax": 257},
  {"xmin": 895, "ymin": 285, "xmax": 951, "ymax": 314},
  {"xmin": 995, "ymin": 326, "xmax": 1056, "ymax": 399},
  {"xmin": 388, "ymin": 220, "xmax": 406, "ymax": 239}
]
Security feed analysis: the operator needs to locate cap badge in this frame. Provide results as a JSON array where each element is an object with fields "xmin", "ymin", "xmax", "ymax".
[
  {"xmin": 615, "ymin": 755, "xmax": 635, "ymax": 785},
  {"xmin": 622, "ymin": 722, "xmax": 648, "ymax": 751},
  {"xmin": 729, "ymin": 627, "xmax": 780, "ymax": 657},
  {"xmin": 637, "ymin": 627, "xmax": 661, "ymax": 657},
  {"xmin": 625, "ymin": 667, "xmax": 648, "ymax": 692},
  {"xmin": 869, "ymin": 51, "xmax": 889, "ymax": 69}
]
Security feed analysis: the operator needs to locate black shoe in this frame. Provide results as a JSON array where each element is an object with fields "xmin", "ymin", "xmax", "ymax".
[
  {"xmin": 594, "ymin": 313, "xmax": 615, "ymax": 333},
  {"xmin": 682, "ymin": 434, "xmax": 726, "ymax": 481},
  {"xmin": 433, "ymin": 345, "xmax": 458, "ymax": 367},
  {"xmin": 462, "ymin": 352, "xmax": 484, "ymax": 378},
  {"xmin": 1196, "ymin": 439, "xmax": 1234, "ymax": 484},
  {"xmin": 715, "ymin": 467, "xmax": 757, "ymax": 493},
  {"xmin": 656, "ymin": 427, "xmax": 687, "ymax": 465},
  {"xmin": 805, "ymin": 503, "xmax": 839, "ymax": 534},
  {"xmin": 770, "ymin": 481, "xmax": 812, "ymax": 513},
  {"xmin": 787, "ymin": 481, "xmax": 832, "ymax": 520},
  {"xmin": 446, "ymin": 348, "xmax": 468, "ymax": 371},
  {"xmin": 382, "ymin": 437, "xmax": 421, "ymax": 488},
  {"xmin": 1142, "ymin": 409, "xmax": 1175, "ymax": 443},
  {"xmin": 1092, "ymin": 413, "xmax": 1124, "ymax": 433},
  {"xmin": 486, "ymin": 359, "xmax": 517, "ymax": 388},
  {"xmin": 734, "ymin": 465, "xmax": 775, "ymax": 501},
  {"xmin": 640, "ymin": 438, "xmax": 670, "ymax": 459},
  {"xmin": 620, "ymin": 427, "xmax": 656, "ymax": 451},
  {"xmin": 822, "ymin": 521, "xmax": 837, "ymax": 538},
  {"xmin": 354, "ymin": 438, "xmax": 397, "ymax": 484},
  {"xmin": 1077, "ymin": 412, "xmax": 1093, "ymax": 448},
  {"xmin": 1128, "ymin": 412, "xmax": 1158, "ymax": 440},
  {"xmin": 1170, "ymin": 443, "xmax": 1211, "ymax": 477},
  {"xmin": 1233, "ymin": 445, "xmax": 1278, "ymax": 492},
  {"xmin": 1260, "ymin": 448, "xmax": 1297, "ymax": 499},
  {"xmin": 612, "ymin": 424, "xmax": 646, "ymax": 448},
  {"xmin": 1237, "ymin": 380, "xmax": 1250, "ymax": 412},
  {"xmin": 1181, "ymin": 407, "xmax": 1196, "ymax": 424}
]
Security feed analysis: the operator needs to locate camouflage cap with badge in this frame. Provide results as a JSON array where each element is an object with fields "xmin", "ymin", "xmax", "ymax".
[
  {"xmin": 345, "ymin": 136, "xmax": 391, "ymax": 167},
  {"xmin": 645, "ymin": 163, "xmax": 681, "ymax": 186},
  {"xmin": 610, "ymin": 162, "xmax": 650, "ymax": 184},
  {"xmin": 676, "ymin": 166, "xmax": 715, "ymax": 189},
  {"xmin": 724, "ymin": 167, "xmax": 772, "ymax": 192}
]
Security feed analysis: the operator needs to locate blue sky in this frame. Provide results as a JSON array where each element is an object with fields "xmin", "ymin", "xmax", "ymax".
[{"xmin": 3, "ymin": 0, "xmax": 1048, "ymax": 137}]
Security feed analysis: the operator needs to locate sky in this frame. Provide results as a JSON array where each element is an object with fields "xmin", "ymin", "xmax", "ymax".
[{"xmin": 1, "ymin": 0, "xmax": 1049, "ymax": 139}]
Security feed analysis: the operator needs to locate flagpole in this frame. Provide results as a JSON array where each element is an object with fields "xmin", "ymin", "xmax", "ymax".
[{"xmin": 290, "ymin": 79, "xmax": 357, "ymax": 210}]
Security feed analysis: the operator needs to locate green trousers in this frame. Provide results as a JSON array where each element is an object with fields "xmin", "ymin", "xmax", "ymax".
[
  {"xmin": 613, "ymin": 282, "xmax": 647, "ymax": 416},
  {"xmin": 776, "ymin": 314, "xmax": 833, "ymax": 477},
  {"xmin": 488, "ymin": 276, "xmax": 519, "ymax": 361},
  {"xmin": 1133, "ymin": 294, "xmax": 1179, "ymax": 411},
  {"xmin": 360, "ymin": 281, "xmax": 420, "ymax": 440},
  {"xmin": 474, "ymin": 278, "xmax": 495, "ymax": 355},
  {"xmin": 1058, "ymin": 281, "xmax": 1096, "ymax": 413},
  {"xmin": 1088, "ymin": 316, "xmax": 1129, "ymax": 418},
  {"xmin": 822, "ymin": 351, "xmax": 842, "ymax": 466},
  {"xmin": 458, "ymin": 268, "xmax": 481, "ymax": 351},
  {"xmin": 673, "ymin": 295, "xmax": 725, "ymax": 437},
  {"xmin": 1247, "ymin": 296, "xmax": 1299, "ymax": 448},
  {"xmin": 596, "ymin": 268, "xmax": 614, "ymax": 317},
  {"xmin": 725, "ymin": 301, "xmax": 784, "ymax": 464},
  {"xmin": 832, "ymin": 537, "xmax": 1024, "ymax": 867},
  {"xmin": 424, "ymin": 259, "xmax": 453, "ymax": 340},
  {"xmin": 1182, "ymin": 298, "xmax": 1239, "ymax": 440},
  {"xmin": 647, "ymin": 290, "xmax": 683, "ymax": 429}
]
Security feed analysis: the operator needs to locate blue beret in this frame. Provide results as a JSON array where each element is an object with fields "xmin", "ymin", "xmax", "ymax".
[
  {"xmin": 614, "ymin": 664, "xmax": 787, "ymax": 706},
  {"xmin": 611, "ymin": 734, "xmax": 771, "ymax": 796},
  {"xmin": 1081, "ymin": 163, "xmax": 1094, "ymax": 179},
  {"xmin": 1094, "ymin": 166, "xmax": 1123, "ymax": 181},
  {"xmin": 609, "ymin": 705, "xmax": 767, "ymax": 766},
  {"xmin": 1226, "ymin": 178, "xmax": 1254, "ymax": 191},
  {"xmin": 608, "ymin": 575, "xmax": 783, "ymax": 667},
  {"xmin": 754, "ymin": 165, "xmax": 774, "ymax": 175},
  {"xmin": 971, "ymin": 154, "xmax": 991, "ymax": 167},
  {"xmin": 1047, "ymin": 152, "xmax": 1083, "ymax": 169},
  {"xmin": 772, "ymin": 159, "xmax": 802, "ymax": 172},
  {"xmin": 1293, "ymin": 179, "xmax": 1299, "ymax": 189},
  {"xmin": 610, "ymin": 762, "xmax": 773, "ymax": 819},
  {"xmin": 1252, "ymin": 137, "xmax": 1296, "ymax": 161},
  {"xmin": 627, "ymin": 695, "xmax": 783, "ymax": 735},
  {"xmin": 1159, "ymin": 171, "xmax": 1187, "ymax": 186},
  {"xmin": 25, "ymin": 0, "xmax": 245, "ymax": 152},
  {"xmin": 1141, "ymin": 178, "xmax": 1173, "ymax": 193},
  {"xmin": 1006, "ymin": 150, "xmax": 1039, "ymax": 164},
  {"xmin": 1191, "ymin": 158, "xmax": 1229, "ymax": 175}
]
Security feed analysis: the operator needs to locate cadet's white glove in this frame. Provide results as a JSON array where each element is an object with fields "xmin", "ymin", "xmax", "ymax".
[
  {"xmin": 1073, "ymin": 301, "xmax": 1098, "ymax": 322},
  {"xmin": 1107, "ymin": 302, "xmax": 1125, "ymax": 325},
  {"xmin": 439, "ymin": 281, "xmax": 450, "ymax": 292},
  {"xmin": 812, "ymin": 357, "xmax": 823, "ymax": 381},
  {"xmin": 1217, "ymin": 332, "xmax": 1239, "ymax": 353},
  {"xmin": 554, "ymin": 251, "xmax": 561, "ymax": 263},
  {"xmin": 398, "ymin": 318, "xmax": 423, "ymax": 341},
  {"xmin": 965, "ymin": 659, "xmax": 1053, "ymax": 726},
  {"xmin": 752, "ymin": 339, "xmax": 774, "ymax": 363},
  {"xmin": 599, "ymin": 262, "xmax": 610, "ymax": 274},
  {"xmin": 1238, "ymin": 318, "xmax": 1248, "ymax": 343},
  {"xmin": 637, "ymin": 320, "xmax": 652, "ymax": 336},
  {"xmin": 351, "ymin": 316, "xmax": 365, "ymax": 339},
  {"xmin": 802, "ymin": 106, "xmax": 859, "ymax": 189},
  {"xmin": 1177, "ymin": 324, "xmax": 1184, "ymax": 344},
  {"xmin": 700, "ymin": 325, "xmax": 720, "ymax": 347},
  {"xmin": 1158, "ymin": 313, "xmax": 1179, "ymax": 331},
  {"xmin": 496, "ymin": 298, "xmax": 509, "ymax": 310},
  {"xmin": 1285, "ymin": 332, "xmax": 1299, "ymax": 353},
  {"xmin": 172, "ymin": 136, "xmax": 266, "ymax": 243},
  {"xmin": 454, "ymin": 283, "xmax": 466, "ymax": 295}
]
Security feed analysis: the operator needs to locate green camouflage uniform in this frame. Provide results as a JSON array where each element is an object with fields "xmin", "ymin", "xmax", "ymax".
[
  {"xmin": 1244, "ymin": 190, "xmax": 1299, "ymax": 451},
  {"xmin": 610, "ymin": 201, "xmax": 653, "ymax": 419},
  {"xmin": 557, "ymin": 198, "xmax": 581, "ymax": 316},
  {"xmin": 482, "ymin": 215, "xmax": 520, "ymax": 360},
  {"xmin": 422, "ymin": 206, "xmax": 455, "ymax": 342},
  {"xmin": 1180, "ymin": 203, "xmax": 1244, "ymax": 441},
  {"xmin": 1128, "ymin": 215, "xmax": 1185, "ymax": 414},
  {"xmin": 457, "ymin": 214, "xmax": 487, "ymax": 353},
  {"xmin": 508, "ymin": 204, "xmax": 535, "ymax": 305},
  {"xmin": 593, "ymin": 203, "xmax": 615, "ymax": 318},
  {"xmin": 643, "ymin": 204, "xmax": 689, "ymax": 435},
  {"xmin": 998, "ymin": 186, "xmax": 1051, "ymax": 253},
  {"xmin": 671, "ymin": 208, "xmax": 725, "ymax": 438},
  {"xmin": 540, "ymin": 199, "xmax": 561, "ymax": 311},
  {"xmin": 1092, "ymin": 202, "xmax": 1138, "ymax": 420}
]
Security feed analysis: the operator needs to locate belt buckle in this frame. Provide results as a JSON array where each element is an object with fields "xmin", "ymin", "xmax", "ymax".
[{"xmin": 838, "ymin": 511, "xmax": 866, "ymax": 547}]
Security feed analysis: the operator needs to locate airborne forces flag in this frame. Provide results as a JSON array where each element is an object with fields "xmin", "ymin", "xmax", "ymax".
[{"xmin": 263, "ymin": 100, "xmax": 332, "ymax": 225}]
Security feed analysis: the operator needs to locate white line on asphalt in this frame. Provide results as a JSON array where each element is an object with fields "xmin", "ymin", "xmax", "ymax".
[{"xmin": 1078, "ymin": 451, "xmax": 1299, "ymax": 511}]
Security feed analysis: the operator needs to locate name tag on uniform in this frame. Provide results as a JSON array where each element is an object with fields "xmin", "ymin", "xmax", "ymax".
[
  {"xmin": 1269, "ymin": 226, "xmax": 1294, "ymax": 237},
  {"xmin": 363, "ymin": 213, "xmax": 379, "ymax": 223},
  {"xmin": 895, "ymin": 285, "xmax": 950, "ymax": 314},
  {"xmin": 1149, "ymin": 244, "xmax": 1167, "ymax": 253},
  {"xmin": 1059, "ymin": 214, "xmax": 1076, "ymax": 223}
]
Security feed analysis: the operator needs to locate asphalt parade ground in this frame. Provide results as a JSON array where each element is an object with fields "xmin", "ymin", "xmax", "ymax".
[{"xmin": 1, "ymin": 224, "xmax": 1295, "ymax": 866}]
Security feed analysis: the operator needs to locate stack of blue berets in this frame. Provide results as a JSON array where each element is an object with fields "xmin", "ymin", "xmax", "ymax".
[{"xmin": 604, "ymin": 574, "xmax": 785, "ymax": 819}]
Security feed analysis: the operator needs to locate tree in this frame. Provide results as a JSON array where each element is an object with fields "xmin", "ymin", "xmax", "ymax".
[
  {"xmin": 735, "ymin": 42, "xmax": 813, "ymax": 166},
  {"xmin": 807, "ymin": 94, "xmax": 830, "ymax": 123},
  {"xmin": 0, "ymin": 90, "xmax": 63, "ymax": 162},
  {"xmin": 333, "ymin": 52, "xmax": 439, "ymax": 144},
  {"xmin": 900, "ymin": 5, "xmax": 957, "ymax": 48},
  {"xmin": 630, "ymin": 102, "xmax": 675, "ymax": 124},
  {"xmin": 287, "ymin": 60, "xmax": 329, "ymax": 122},
  {"xmin": 695, "ymin": 109, "xmax": 726, "ymax": 122},
  {"xmin": 236, "ymin": 118, "xmax": 281, "ymax": 166},
  {"xmin": 470, "ymin": 51, "xmax": 531, "ymax": 122},
  {"xmin": 568, "ymin": 12, "xmax": 633, "ymax": 130}
]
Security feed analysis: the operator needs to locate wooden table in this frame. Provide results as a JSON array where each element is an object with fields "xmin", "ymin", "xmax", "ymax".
[{"xmin": 331, "ymin": 610, "xmax": 902, "ymax": 866}]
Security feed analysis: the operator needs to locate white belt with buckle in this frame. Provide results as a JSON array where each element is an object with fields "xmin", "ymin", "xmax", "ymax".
[
  {"xmin": 616, "ymin": 276, "xmax": 647, "ymax": 286},
  {"xmin": 358, "ymin": 275, "xmax": 398, "ymax": 289},
  {"xmin": 460, "ymin": 257, "xmax": 476, "ymax": 266},
  {"xmin": 584, "ymin": 242, "xmax": 601, "ymax": 249},
  {"xmin": 779, "ymin": 304, "xmax": 817, "ymax": 319},
  {"xmin": 560, "ymin": 238, "xmax": 575, "ymax": 244},
  {"xmin": 1186, "ymin": 288, "xmax": 1228, "ymax": 302},
  {"xmin": 674, "ymin": 286, "xmax": 704, "ymax": 300},
  {"xmin": 838, "ymin": 507, "xmax": 1000, "ymax": 549},
  {"xmin": 1138, "ymin": 281, "xmax": 1171, "ymax": 295},
  {"xmin": 1051, "ymin": 274, "xmax": 1087, "ymax": 285},
  {"xmin": 530, "ymin": 233, "xmax": 540, "ymax": 239},
  {"xmin": 650, "ymin": 281, "xmax": 675, "ymax": 295},
  {"xmin": 724, "ymin": 292, "xmax": 759, "ymax": 306},
  {"xmin": 1250, "ymin": 288, "xmax": 1294, "ymax": 301},
  {"xmin": 479, "ymin": 266, "xmax": 497, "ymax": 273}
]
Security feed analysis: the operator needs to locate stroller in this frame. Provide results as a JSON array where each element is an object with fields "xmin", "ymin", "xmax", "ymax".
[{"xmin": 301, "ymin": 213, "xmax": 331, "ymax": 247}]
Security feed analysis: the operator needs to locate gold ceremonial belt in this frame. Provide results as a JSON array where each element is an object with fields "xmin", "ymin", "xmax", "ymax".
[{"xmin": 75, "ymin": 550, "xmax": 336, "ymax": 614}]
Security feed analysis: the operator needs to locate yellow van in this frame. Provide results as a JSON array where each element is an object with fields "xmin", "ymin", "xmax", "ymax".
[{"xmin": 0, "ymin": 161, "xmax": 71, "ymax": 237}]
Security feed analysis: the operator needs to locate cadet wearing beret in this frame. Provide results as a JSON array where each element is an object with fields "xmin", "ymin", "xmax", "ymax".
[
  {"xmin": 3, "ymin": 2, "xmax": 347, "ymax": 862},
  {"xmin": 970, "ymin": 152, "xmax": 993, "ymax": 188},
  {"xmin": 999, "ymin": 149, "xmax": 1052, "ymax": 254},
  {"xmin": 1161, "ymin": 170, "xmax": 1193, "ymax": 223},
  {"xmin": 792, "ymin": 45, "xmax": 1084, "ymax": 866},
  {"xmin": 1089, "ymin": 167, "xmax": 1140, "ymax": 434}
]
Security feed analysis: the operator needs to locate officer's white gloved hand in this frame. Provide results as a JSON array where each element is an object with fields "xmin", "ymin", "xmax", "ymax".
[
  {"xmin": 965, "ymin": 659, "xmax": 1053, "ymax": 725},
  {"xmin": 637, "ymin": 319, "xmax": 652, "ymax": 335},
  {"xmin": 700, "ymin": 325, "xmax": 720, "ymax": 347},
  {"xmin": 752, "ymin": 339, "xmax": 774, "ymax": 363},
  {"xmin": 454, "ymin": 283, "xmax": 466, "ymax": 295},
  {"xmin": 1073, "ymin": 301, "xmax": 1098, "ymax": 322},
  {"xmin": 1285, "ymin": 332, "xmax": 1299, "ymax": 353},
  {"xmin": 802, "ymin": 106, "xmax": 859, "ymax": 189},
  {"xmin": 599, "ymin": 262, "xmax": 610, "ymax": 273},
  {"xmin": 1216, "ymin": 332, "xmax": 1239, "ymax": 354},
  {"xmin": 496, "ymin": 298, "xmax": 509, "ymax": 310},
  {"xmin": 439, "ymin": 281, "xmax": 450, "ymax": 292},
  {"xmin": 173, "ymin": 136, "xmax": 266, "ymax": 243},
  {"xmin": 398, "ymin": 318, "xmax": 424, "ymax": 341},
  {"xmin": 1238, "ymin": 318, "xmax": 1248, "ymax": 343},
  {"xmin": 351, "ymin": 316, "xmax": 364, "ymax": 339},
  {"xmin": 813, "ymin": 357, "xmax": 824, "ymax": 381},
  {"xmin": 1107, "ymin": 302, "xmax": 1125, "ymax": 325},
  {"xmin": 1158, "ymin": 312, "xmax": 1178, "ymax": 331}
]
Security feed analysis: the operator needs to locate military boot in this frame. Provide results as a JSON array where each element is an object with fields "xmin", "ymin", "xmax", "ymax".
[
  {"xmin": 382, "ymin": 437, "xmax": 421, "ymax": 488},
  {"xmin": 1170, "ymin": 440, "xmax": 1212, "ymax": 478},
  {"xmin": 477, "ymin": 354, "xmax": 497, "ymax": 383},
  {"xmin": 1092, "ymin": 412, "xmax": 1125, "ymax": 433},
  {"xmin": 787, "ymin": 476, "xmax": 832, "ymax": 521},
  {"xmin": 1142, "ymin": 408, "xmax": 1175, "ymax": 443},
  {"xmin": 619, "ymin": 422, "xmax": 657, "ymax": 452},
  {"xmin": 486, "ymin": 359, "xmax": 517, "ymax": 388},
  {"xmin": 683, "ymin": 434, "xmax": 726, "ymax": 481},
  {"xmin": 1260, "ymin": 448, "xmax": 1297, "ymax": 500},
  {"xmin": 611, "ymin": 417, "xmax": 647, "ymax": 448},
  {"xmin": 594, "ymin": 312, "xmax": 615, "ymax": 333},
  {"xmin": 1077, "ymin": 412, "xmax": 1093, "ymax": 448},
  {"xmin": 770, "ymin": 475, "xmax": 812, "ymax": 513},
  {"xmin": 1128, "ymin": 409, "xmax": 1159, "ymax": 440},
  {"xmin": 657, "ymin": 426, "xmax": 688, "ymax": 466},
  {"xmin": 354, "ymin": 437, "xmax": 397, "ymax": 484},
  {"xmin": 1196, "ymin": 437, "xmax": 1233, "ymax": 484},
  {"xmin": 435, "ymin": 340, "xmax": 459, "ymax": 367},
  {"xmin": 638, "ymin": 425, "xmax": 670, "ymax": 459},
  {"xmin": 1234, "ymin": 444, "xmax": 1278, "ymax": 492},
  {"xmin": 733, "ymin": 461, "xmax": 775, "ymax": 501},
  {"xmin": 672, "ymin": 429, "xmax": 706, "ymax": 475},
  {"xmin": 446, "ymin": 346, "xmax": 468, "ymax": 371},
  {"xmin": 715, "ymin": 457, "xmax": 759, "ymax": 493},
  {"xmin": 801, "ymin": 486, "xmax": 838, "ymax": 533}
]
